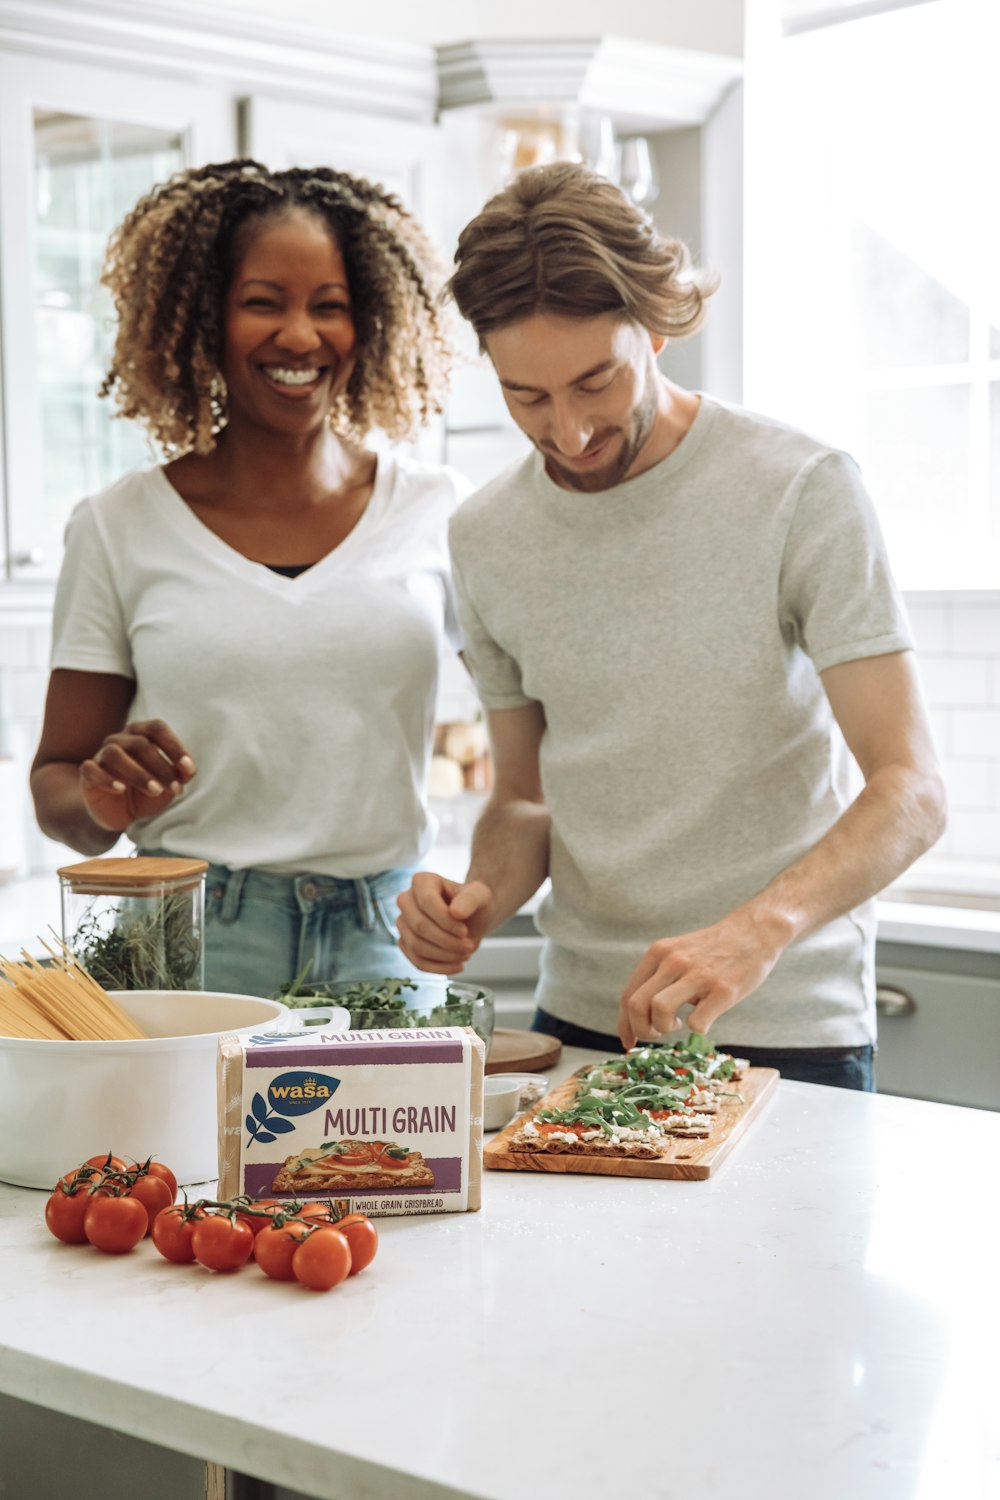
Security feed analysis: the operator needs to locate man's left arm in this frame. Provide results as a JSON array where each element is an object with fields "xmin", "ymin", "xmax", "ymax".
[{"xmin": 618, "ymin": 650, "xmax": 947, "ymax": 1047}]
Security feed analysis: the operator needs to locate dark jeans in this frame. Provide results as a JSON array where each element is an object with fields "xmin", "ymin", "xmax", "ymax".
[{"xmin": 532, "ymin": 1007, "xmax": 876, "ymax": 1093}]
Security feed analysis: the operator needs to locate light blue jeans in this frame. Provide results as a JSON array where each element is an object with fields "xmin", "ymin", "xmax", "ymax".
[{"xmin": 141, "ymin": 850, "xmax": 421, "ymax": 998}]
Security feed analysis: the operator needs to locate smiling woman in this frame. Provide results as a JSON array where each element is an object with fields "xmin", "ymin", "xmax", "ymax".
[{"xmin": 29, "ymin": 159, "xmax": 470, "ymax": 998}]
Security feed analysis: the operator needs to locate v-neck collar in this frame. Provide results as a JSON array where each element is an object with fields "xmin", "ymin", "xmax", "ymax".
[{"xmin": 147, "ymin": 457, "xmax": 393, "ymax": 596}]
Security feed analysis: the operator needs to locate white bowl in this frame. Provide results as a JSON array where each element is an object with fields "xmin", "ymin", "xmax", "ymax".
[
  {"xmin": 0, "ymin": 991, "xmax": 297, "ymax": 1190},
  {"xmin": 483, "ymin": 1075, "xmax": 524, "ymax": 1132},
  {"xmin": 492, "ymin": 1073, "xmax": 550, "ymax": 1110}
]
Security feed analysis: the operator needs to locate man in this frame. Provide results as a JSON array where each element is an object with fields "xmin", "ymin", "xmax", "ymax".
[{"xmin": 397, "ymin": 162, "xmax": 946, "ymax": 1090}]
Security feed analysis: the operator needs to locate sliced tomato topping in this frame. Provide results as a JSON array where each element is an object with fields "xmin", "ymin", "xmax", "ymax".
[
  {"xmin": 320, "ymin": 1142, "xmax": 376, "ymax": 1168},
  {"xmin": 536, "ymin": 1121, "xmax": 589, "ymax": 1137},
  {"xmin": 378, "ymin": 1147, "xmax": 412, "ymax": 1169}
]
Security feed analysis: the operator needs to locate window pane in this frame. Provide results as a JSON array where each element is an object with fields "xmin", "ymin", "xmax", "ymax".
[
  {"xmin": 744, "ymin": 0, "xmax": 999, "ymax": 589},
  {"xmin": 33, "ymin": 113, "xmax": 182, "ymax": 533},
  {"xmin": 859, "ymin": 384, "xmax": 970, "ymax": 588},
  {"xmin": 990, "ymin": 383, "xmax": 1000, "ymax": 535},
  {"xmin": 853, "ymin": 221, "xmax": 969, "ymax": 369}
]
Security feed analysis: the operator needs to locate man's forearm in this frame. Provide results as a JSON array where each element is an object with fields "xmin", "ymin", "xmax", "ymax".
[
  {"xmin": 466, "ymin": 794, "xmax": 551, "ymax": 931},
  {"xmin": 31, "ymin": 763, "xmax": 119, "ymax": 856},
  {"xmin": 738, "ymin": 762, "xmax": 947, "ymax": 949}
]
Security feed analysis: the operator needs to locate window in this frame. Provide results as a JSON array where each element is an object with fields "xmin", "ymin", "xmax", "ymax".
[
  {"xmin": 744, "ymin": 0, "xmax": 999, "ymax": 590},
  {"xmin": 33, "ymin": 115, "xmax": 185, "ymax": 552},
  {"xmin": 0, "ymin": 52, "xmax": 230, "ymax": 586}
]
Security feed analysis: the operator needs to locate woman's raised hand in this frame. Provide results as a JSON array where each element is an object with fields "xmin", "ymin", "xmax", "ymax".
[{"xmin": 79, "ymin": 719, "xmax": 197, "ymax": 831}]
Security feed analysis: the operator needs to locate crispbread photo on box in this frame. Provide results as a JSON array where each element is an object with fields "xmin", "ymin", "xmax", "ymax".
[{"xmin": 217, "ymin": 1025, "xmax": 485, "ymax": 1216}]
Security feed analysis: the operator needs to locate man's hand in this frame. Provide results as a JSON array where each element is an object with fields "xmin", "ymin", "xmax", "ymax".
[
  {"xmin": 396, "ymin": 873, "xmax": 495, "ymax": 974},
  {"xmin": 79, "ymin": 718, "xmax": 197, "ymax": 831},
  {"xmin": 617, "ymin": 909, "xmax": 789, "ymax": 1049}
]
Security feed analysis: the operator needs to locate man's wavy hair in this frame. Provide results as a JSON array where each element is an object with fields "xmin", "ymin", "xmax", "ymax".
[
  {"xmin": 448, "ymin": 161, "xmax": 719, "ymax": 346},
  {"xmin": 99, "ymin": 158, "xmax": 454, "ymax": 455}
]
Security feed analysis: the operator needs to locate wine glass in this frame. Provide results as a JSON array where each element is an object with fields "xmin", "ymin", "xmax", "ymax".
[
  {"xmin": 618, "ymin": 136, "xmax": 659, "ymax": 207},
  {"xmin": 577, "ymin": 114, "xmax": 617, "ymax": 181}
]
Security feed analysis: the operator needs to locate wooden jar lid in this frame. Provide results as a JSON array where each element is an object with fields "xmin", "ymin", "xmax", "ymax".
[{"xmin": 57, "ymin": 856, "xmax": 209, "ymax": 891}]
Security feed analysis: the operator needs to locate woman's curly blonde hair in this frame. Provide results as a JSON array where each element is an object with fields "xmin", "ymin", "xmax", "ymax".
[{"xmin": 99, "ymin": 158, "xmax": 454, "ymax": 455}]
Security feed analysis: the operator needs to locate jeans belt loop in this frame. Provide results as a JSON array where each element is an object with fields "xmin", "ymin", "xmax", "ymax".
[
  {"xmin": 354, "ymin": 878, "xmax": 376, "ymax": 932},
  {"xmin": 219, "ymin": 868, "xmax": 248, "ymax": 925}
]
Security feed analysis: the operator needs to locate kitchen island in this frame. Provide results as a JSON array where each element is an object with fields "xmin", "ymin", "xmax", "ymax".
[{"xmin": 1, "ymin": 1049, "xmax": 997, "ymax": 1500}]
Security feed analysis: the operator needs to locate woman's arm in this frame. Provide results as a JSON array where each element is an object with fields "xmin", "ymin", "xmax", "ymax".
[{"xmin": 31, "ymin": 669, "xmax": 196, "ymax": 855}]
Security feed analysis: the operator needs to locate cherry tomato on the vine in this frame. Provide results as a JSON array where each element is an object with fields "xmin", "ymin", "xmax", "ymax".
[
  {"xmin": 292, "ymin": 1200, "xmax": 344, "ymax": 1221},
  {"xmin": 191, "ymin": 1215, "xmax": 254, "ymax": 1273},
  {"xmin": 235, "ymin": 1200, "xmax": 287, "ymax": 1238},
  {"xmin": 253, "ymin": 1219, "xmax": 313, "ymax": 1281},
  {"xmin": 83, "ymin": 1195, "xmax": 148, "ymax": 1254},
  {"xmin": 291, "ymin": 1227, "xmax": 352, "ymax": 1291},
  {"xmin": 44, "ymin": 1187, "xmax": 91, "ymax": 1245},
  {"xmin": 83, "ymin": 1154, "xmax": 127, "ymax": 1173},
  {"xmin": 127, "ymin": 1173, "xmax": 173, "ymax": 1232},
  {"xmin": 150, "ymin": 1204, "xmax": 207, "ymax": 1264},
  {"xmin": 141, "ymin": 1161, "xmax": 178, "ymax": 1199},
  {"xmin": 332, "ymin": 1214, "xmax": 379, "ymax": 1275}
]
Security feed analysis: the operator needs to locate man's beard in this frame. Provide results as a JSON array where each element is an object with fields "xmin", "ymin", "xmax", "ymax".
[{"xmin": 541, "ymin": 379, "xmax": 659, "ymax": 494}]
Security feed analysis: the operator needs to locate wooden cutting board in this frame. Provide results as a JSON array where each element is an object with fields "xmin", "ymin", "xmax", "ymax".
[
  {"xmin": 485, "ymin": 1027, "xmax": 562, "ymax": 1075},
  {"xmin": 483, "ymin": 1064, "xmax": 778, "ymax": 1180}
]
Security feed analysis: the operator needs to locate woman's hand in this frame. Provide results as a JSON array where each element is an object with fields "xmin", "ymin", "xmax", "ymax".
[{"xmin": 79, "ymin": 718, "xmax": 197, "ymax": 831}]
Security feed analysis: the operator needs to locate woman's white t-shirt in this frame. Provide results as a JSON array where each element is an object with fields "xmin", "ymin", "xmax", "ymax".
[{"xmin": 51, "ymin": 454, "xmax": 470, "ymax": 877}]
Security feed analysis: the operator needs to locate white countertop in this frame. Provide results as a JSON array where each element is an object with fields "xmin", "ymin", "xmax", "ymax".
[{"xmin": 1, "ymin": 1049, "xmax": 998, "ymax": 1500}]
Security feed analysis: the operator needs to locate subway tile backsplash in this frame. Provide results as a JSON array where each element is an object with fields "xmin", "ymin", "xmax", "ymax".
[
  {"xmin": 905, "ymin": 598, "xmax": 1000, "ymax": 869},
  {"xmin": 2, "ymin": 594, "xmax": 999, "ymax": 879}
]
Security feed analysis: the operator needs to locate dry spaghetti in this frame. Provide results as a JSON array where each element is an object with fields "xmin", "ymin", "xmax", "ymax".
[{"xmin": 0, "ymin": 937, "xmax": 147, "ymax": 1041}]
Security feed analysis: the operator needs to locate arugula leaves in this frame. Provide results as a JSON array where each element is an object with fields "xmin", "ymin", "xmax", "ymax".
[{"xmin": 275, "ymin": 974, "xmax": 488, "ymax": 1034}]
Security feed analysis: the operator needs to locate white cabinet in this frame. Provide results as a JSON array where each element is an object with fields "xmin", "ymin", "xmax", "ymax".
[
  {"xmin": 875, "ymin": 947, "xmax": 1000, "ymax": 1111},
  {"xmin": 243, "ymin": 97, "xmax": 444, "ymax": 234},
  {"xmin": 0, "ymin": 53, "xmax": 232, "ymax": 584}
]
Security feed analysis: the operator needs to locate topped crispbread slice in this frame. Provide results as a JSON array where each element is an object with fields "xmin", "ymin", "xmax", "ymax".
[
  {"xmin": 272, "ymin": 1139, "xmax": 435, "ymax": 1192},
  {"xmin": 510, "ymin": 1034, "xmax": 746, "ymax": 1157}
]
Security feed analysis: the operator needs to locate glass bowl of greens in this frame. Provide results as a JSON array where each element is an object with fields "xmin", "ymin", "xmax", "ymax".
[{"xmin": 273, "ymin": 975, "xmax": 495, "ymax": 1050}]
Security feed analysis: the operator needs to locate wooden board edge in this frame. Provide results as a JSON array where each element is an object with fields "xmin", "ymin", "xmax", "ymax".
[
  {"xmin": 485, "ymin": 1028, "xmax": 563, "ymax": 1076},
  {"xmin": 694, "ymin": 1066, "xmax": 779, "ymax": 1177},
  {"xmin": 484, "ymin": 1065, "xmax": 780, "ymax": 1180}
]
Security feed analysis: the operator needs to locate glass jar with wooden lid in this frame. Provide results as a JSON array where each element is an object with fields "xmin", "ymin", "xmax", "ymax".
[{"xmin": 58, "ymin": 857, "xmax": 208, "ymax": 992}]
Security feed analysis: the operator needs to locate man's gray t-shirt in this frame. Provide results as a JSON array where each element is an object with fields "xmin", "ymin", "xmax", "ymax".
[{"xmin": 449, "ymin": 395, "xmax": 914, "ymax": 1048}]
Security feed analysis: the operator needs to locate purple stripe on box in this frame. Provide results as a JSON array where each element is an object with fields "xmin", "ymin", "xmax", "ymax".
[
  {"xmin": 247, "ymin": 1040, "xmax": 466, "ymax": 1068},
  {"xmin": 244, "ymin": 1158, "xmax": 462, "ymax": 1198}
]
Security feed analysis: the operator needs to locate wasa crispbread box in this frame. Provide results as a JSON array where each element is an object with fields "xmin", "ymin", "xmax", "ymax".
[{"xmin": 218, "ymin": 1025, "xmax": 485, "ymax": 1216}]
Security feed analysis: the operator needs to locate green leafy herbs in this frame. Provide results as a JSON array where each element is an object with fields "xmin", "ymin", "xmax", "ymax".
[
  {"xmin": 685, "ymin": 1030, "xmax": 712, "ymax": 1059},
  {"xmin": 536, "ymin": 1092, "xmax": 661, "ymax": 1137},
  {"xmin": 577, "ymin": 1035, "xmax": 740, "ymax": 1101},
  {"xmin": 68, "ymin": 894, "xmax": 202, "ymax": 991},
  {"xmin": 274, "ymin": 973, "xmax": 491, "ymax": 1044}
]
